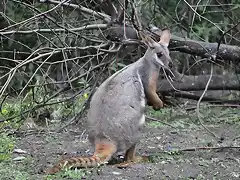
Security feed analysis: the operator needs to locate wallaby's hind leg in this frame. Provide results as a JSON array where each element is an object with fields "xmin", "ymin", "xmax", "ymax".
[
  {"xmin": 114, "ymin": 144, "xmax": 149, "ymax": 168},
  {"xmin": 146, "ymin": 72, "xmax": 164, "ymax": 110},
  {"xmin": 93, "ymin": 142, "xmax": 117, "ymax": 163}
]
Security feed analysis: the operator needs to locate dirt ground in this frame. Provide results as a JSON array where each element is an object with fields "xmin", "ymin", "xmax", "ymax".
[{"xmin": 6, "ymin": 107, "xmax": 240, "ymax": 180}]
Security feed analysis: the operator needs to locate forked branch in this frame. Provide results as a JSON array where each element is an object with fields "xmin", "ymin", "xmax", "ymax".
[{"xmin": 100, "ymin": 0, "xmax": 129, "ymax": 24}]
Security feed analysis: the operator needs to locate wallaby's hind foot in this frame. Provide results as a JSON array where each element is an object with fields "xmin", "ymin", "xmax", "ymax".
[
  {"xmin": 45, "ymin": 142, "xmax": 116, "ymax": 174},
  {"xmin": 113, "ymin": 144, "xmax": 150, "ymax": 168},
  {"xmin": 115, "ymin": 156, "xmax": 150, "ymax": 169}
]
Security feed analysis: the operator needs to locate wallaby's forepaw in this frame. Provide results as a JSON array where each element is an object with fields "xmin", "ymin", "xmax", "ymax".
[
  {"xmin": 152, "ymin": 101, "xmax": 164, "ymax": 110},
  {"xmin": 146, "ymin": 94, "xmax": 164, "ymax": 110},
  {"xmin": 153, "ymin": 106, "xmax": 161, "ymax": 111},
  {"xmin": 147, "ymin": 100, "xmax": 153, "ymax": 106},
  {"xmin": 147, "ymin": 101, "xmax": 164, "ymax": 110}
]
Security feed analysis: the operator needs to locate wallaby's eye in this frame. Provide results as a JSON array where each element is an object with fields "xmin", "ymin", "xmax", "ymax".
[{"xmin": 157, "ymin": 52, "xmax": 163, "ymax": 58}]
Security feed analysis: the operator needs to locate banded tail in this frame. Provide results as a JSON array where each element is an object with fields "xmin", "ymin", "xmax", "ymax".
[{"xmin": 45, "ymin": 142, "xmax": 117, "ymax": 174}]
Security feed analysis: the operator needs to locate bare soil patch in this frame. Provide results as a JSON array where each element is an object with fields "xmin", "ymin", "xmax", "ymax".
[{"xmin": 3, "ymin": 107, "xmax": 240, "ymax": 180}]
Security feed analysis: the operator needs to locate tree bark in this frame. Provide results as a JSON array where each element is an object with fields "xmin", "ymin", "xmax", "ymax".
[
  {"xmin": 106, "ymin": 24, "xmax": 240, "ymax": 62},
  {"xmin": 157, "ymin": 73, "xmax": 240, "ymax": 93},
  {"xmin": 168, "ymin": 35, "xmax": 240, "ymax": 62}
]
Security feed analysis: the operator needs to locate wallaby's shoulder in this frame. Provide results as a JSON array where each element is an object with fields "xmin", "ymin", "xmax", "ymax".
[
  {"xmin": 103, "ymin": 60, "xmax": 144, "ymax": 86},
  {"xmin": 93, "ymin": 60, "xmax": 145, "ymax": 99}
]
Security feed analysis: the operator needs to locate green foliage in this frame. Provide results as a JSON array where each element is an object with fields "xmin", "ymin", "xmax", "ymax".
[
  {"xmin": 0, "ymin": 76, "xmax": 88, "ymax": 132},
  {"xmin": 0, "ymin": 162, "xmax": 29, "ymax": 180},
  {"xmin": 146, "ymin": 105, "xmax": 240, "ymax": 129},
  {"xmin": 0, "ymin": 133, "xmax": 15, "ymax": 161},
  {"xmin": 46, "ymin": 168, "xmax": 91, "ymax": 180}
]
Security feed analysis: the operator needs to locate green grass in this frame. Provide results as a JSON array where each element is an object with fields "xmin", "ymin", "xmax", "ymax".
[
  {"xmin": 0, "ymin": 133, "xmax": 15, "ymax": 161},
  {"xmin": 46, "ymin": 168, "xmax": 91, "ymax": 180},
  {"xmin": 0, "ymin": 162, "xmax": 30, "ymax": 180},
  {"xmin": 146, "ymin": 105, "xmax": 240, "ymax": 129}
]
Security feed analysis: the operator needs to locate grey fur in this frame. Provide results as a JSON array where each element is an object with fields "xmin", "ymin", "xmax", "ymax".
[{"xmin": 87, "ymin": 32, "xmax": 172, "ymax": 155}]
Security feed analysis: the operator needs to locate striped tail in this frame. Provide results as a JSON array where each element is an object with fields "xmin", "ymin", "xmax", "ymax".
[{"xmin": 45, "ymin": 142, "xmax": 117, "ymax": 174}]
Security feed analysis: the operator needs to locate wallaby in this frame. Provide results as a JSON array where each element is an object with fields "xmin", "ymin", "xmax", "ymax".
[{"xmin": 45, "ymin": 29, "xmax": 172, "ymax": 174}]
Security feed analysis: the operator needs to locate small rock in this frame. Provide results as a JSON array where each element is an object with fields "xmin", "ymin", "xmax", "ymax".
[
  {"xmin": 13, "ymin": 148, "xmax": 28, "ymax": 154},
  {"xmin": 112, "ymin": 171, "xmax": 122, "ymax": 175},
  {"xmin": 13, "ymin": 156, "xmax": 26, "ymax": 161}
]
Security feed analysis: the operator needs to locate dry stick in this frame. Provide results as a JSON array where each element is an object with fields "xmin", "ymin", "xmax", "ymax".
[
  {"xmin": 129, "ymin": 0, "xmax": 143, "ymax": 34},
  {"xmin": 56, "ymin": 77, "xmax": 100, "ymax": 132},
  {"xmin": 0, "ymin": 0, "xmax": 70, "ymax": 32},
  {"xmin": 150, "ymin": 146, "xmax": 240, "ymax": 158},
  {"xmin": 216, "ymin": 21, "xmax": 240, "ymax": 53},
  {"xmin": 0, "ymin": 24, "xmax": 108, "ymax": 35},
  {"xmin": 56, "ymin": 55, "xmax": 113, "ymax": 132},
  {"xmin": 185, "ymin": 104, "xmax": 240, "ymax": 111},
  {"xmin": 178, "ymin": 146, "xmax": 240, "ymax": 152},
  {"xmin": 123, "ymin": 0, "xmax": 128, "ymax": 40},
  {"xmin": 196, "ymin": 62, "xmax": 218, "ymax": 138},
  {"xmin": 47, "ymin": 0, "xmax": 110, "ymax": 22},
  {"xmin": 0, "ymin": 43, "xmax": 110, "ymax": 100},
  {"xmin": 18, "ymin": 51, "xmax": 55, "ymax": 97},
  {"xmin": 145, "ymin": 116, "xmax": 177, "ymax": 129},
  {"xmin": 232, "ymin": 135, "xmax": 240, "ymax": 141},
  {"xmin": 183, "ymin": 0, "xmax": 224, "ymax": 34}
]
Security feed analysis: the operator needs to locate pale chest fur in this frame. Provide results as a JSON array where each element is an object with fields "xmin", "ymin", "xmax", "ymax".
[{"xmin": 136, "ymin": 69, "xmax": 146, "ymax": 126}]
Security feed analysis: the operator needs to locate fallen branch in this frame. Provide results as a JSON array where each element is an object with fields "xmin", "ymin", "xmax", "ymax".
[
  {"xmin": 172, "ymin": 92, "xmax": 240, "ymax": 105},
  {"xmin": 177, "ymin": 146, "xmax": 240, "ymax": 152},
  {"xmin": 158, "ymin": 74, "xmax": 240, "ymax": 93},
  {"xmin": 103, "ymin": 24, "xmax": 240, "ymax": 61},
  {"xmin": 185, "ymin": 104, "xmax": 240, "ymax": 111},
  {"xmin": 169, "ymin": 35, "xmax": 240, "ymax": 62}
]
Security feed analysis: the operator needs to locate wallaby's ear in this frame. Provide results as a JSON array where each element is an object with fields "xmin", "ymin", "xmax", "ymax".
[
  {"xmin": 139, "ymin": 31, "xmax": 155, "ymax": 48},
  {"xmin": 149, "ymin": 24, "xmax": 162, "ymax": 37},
  {"xmin": 159, "ymin": 29, "xmax": 171, "ymax": 47},
  {"xmin": 145, "ymin": 36, "xmax": 156, "ymax": 48}
]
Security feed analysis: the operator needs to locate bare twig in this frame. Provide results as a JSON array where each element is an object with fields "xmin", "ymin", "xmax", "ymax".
[
  {"xmin": 0, "ymin": 24, "xmax": 108, "ymax": 35},
  {"xmin": 178, "ymin": 146, "xmax": 240, "ymax": 152},
  {"xmin": 45, "ymin": 0, "xmax": 110, "ymax": 22},
  {"xmin": 0, "ymin": 0, "xmax": 70, "ymax": 32},
  {"xmin": 57, "ymin": 57, "xmax": 114, "ymax": 131},
  {"xmin": 232, "ymin": 135, "xmax": 240, "ymax": 141},
  {"xmin": 145, "ymin": 116, "xmax": 177, "ymax": 129},
  {"xmin": 216, "ymin": 21, "xmax": 240, "ymax": 53},
  {"xmin": 196, "ymin": 62, "xmax": 218, "ymax": 138}
]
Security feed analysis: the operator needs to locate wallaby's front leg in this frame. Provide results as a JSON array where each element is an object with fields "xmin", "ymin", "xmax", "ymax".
[{"xmin": 146, "ymin": 72, "xmax": 164, "ymax": 110}]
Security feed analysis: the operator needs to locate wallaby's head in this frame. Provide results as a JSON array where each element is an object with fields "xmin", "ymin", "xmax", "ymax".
[{"xmin": 140, "ymin": 29, "xmax": 172, "ymax": 69}]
